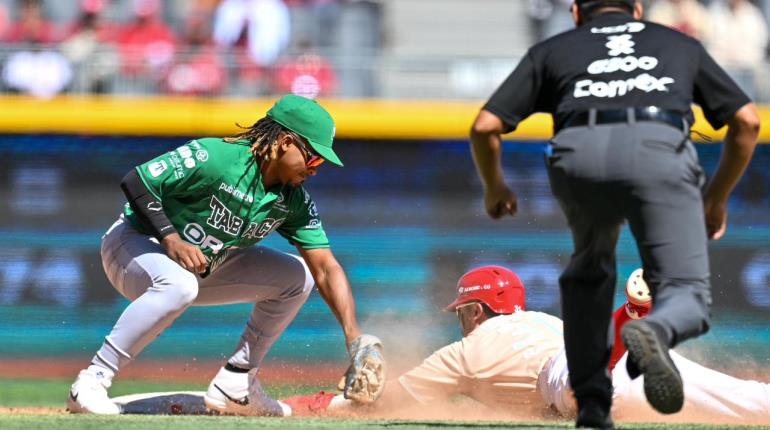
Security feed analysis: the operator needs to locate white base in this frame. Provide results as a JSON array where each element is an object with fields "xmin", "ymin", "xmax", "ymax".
[{"xmin": 110, "ymin": 391, "xmax": 208, "ymax": 415}]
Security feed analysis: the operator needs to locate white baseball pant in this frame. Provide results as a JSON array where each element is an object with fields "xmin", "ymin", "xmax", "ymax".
[
  {"xmin": 539, "ymin": 348, "xmax": 770, "ymax": 424},
  {"xmin": 93, "ymin": 215, "xmax": 314, "ymax": 375}
]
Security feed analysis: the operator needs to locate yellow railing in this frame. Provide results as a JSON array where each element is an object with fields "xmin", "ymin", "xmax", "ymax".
[{"xmin": 0, "ymin": 95, "xmax": 767, "ymax": 141}]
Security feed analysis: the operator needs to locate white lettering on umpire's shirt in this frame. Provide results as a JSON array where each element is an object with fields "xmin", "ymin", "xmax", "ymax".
[
  {"xmin": 587, "ymin": 56, "xmax": 658, "ymax": 75},
  {"xmin": 591, "ymin": 22, "xmax": 646, "ymax": 34},
  {"xmin": 606, "ymin": 34, "xmax": 636, "ymax": 56},
  {"xmin": 575, "ymin": 22, "xmax": 674, "ymax": 99},
  {"xmin": 574, "ymin": 74, "xmax": 675, "ymax": 98}
]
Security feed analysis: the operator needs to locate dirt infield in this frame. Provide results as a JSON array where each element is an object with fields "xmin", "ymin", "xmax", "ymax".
[
  {"xmin": 0, "ymin": 399, "xmax": 552, "ymax": 423},
  {"xmin": 3, "ymin": 391, "xmax": 770, "ymax": 427},
  {"xmin": 4, "ymin": 356, "xmax": 767, "ymax": 385},
  {"xmin": 0, "ymin": 359, "xmax": 342, "ymax": 385},
  {"xmin": 3, "ymin": 357, "xmax": 770, "ymax": 426},
  {"xmin": 5, "ymin": 400, "xmax": 766, "ymax": 427},
  {"xmin": 0, "ymin": 407, "xmax": 64, "ymax": 415}
]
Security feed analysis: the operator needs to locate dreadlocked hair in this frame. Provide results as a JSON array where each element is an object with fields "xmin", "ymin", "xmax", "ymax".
[{"xmin": 224, "ymin": 117, "xmax": 287, "ymax": 163}]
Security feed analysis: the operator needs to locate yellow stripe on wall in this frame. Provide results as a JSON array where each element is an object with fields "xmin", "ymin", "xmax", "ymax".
[{"xmin": 0, "ymin": 96, "xmax": 766, "ymax": 142}]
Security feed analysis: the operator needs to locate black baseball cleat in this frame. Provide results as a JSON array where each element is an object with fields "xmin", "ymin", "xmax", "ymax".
[
  {"xmin": 625, "ymin": 352, "xmax": 641, "ymax": 380},
  {"xmin": 621, "ymin": 320, "xmax": 683, "ymax": 414},
  {"xmin": 576, "ymin": 399, "xmax": 614, "ymax": 429}
]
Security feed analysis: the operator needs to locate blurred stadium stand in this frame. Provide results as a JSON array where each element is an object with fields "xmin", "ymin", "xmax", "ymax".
[{"xmin": 0, "ymin": 0, "xmax": 766, "ymax": 101}]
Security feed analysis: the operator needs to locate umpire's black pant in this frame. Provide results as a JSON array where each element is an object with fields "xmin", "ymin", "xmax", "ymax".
[{"xmin": 546, "ymin": 120, "xmax": 711, "ymax": 406}]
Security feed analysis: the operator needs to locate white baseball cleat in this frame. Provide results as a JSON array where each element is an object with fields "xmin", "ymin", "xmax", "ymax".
[
  {"xmin": 204, "ymin": 366, "xmax": 251, "ymax": 415},
  {"xmin": 67, "ymin": 369, "xmax": 120, "ymax": 414},
  {"xmin": 204, "ymin": 365, "xmax": 290, "ymax": 416}
]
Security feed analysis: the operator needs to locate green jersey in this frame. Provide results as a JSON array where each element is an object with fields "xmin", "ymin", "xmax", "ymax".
[{"xmin": 124, "ymin": 137, "xmax": 330, "ymax": 268}]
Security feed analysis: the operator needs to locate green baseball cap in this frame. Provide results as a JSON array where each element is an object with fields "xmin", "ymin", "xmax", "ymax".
[{"xmin": 266, "ymin": 94, "xmax": 342, "ymax": 166}]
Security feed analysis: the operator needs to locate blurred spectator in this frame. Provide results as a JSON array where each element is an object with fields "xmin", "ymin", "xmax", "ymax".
[
  {"xmin": 62, "ymin": 0, "xmax": 113, "ymax": 40},
  {"xmin": 2, "ymin": 50, "xmax": 72, "ymax": 98},
  {"xmin": 213, "ymin": 0, "xmax": 290, "ymax": 67},
  {"xmin": 273, "ymin": 39, "xmax": 337, "ymax": 98},
  {"xmin": 0, "ymin": 3, "xmax": 9, "ymax": 41},
  {"xmin": 163, "ymin": 5, "xmax": 227, "ymax": 96},
  {"xmin": 704, "ymin": 0, "xmax": 769, "ymax": 98},
  {"xmin": 647, "ymin": 0, "xmax": 711, "ymax": 39},
  {"xmin": 527, "ymin": 0, "xmax": 574, "ymax": 42},
  {"xmin": 116, "ymin": 0, "xmax": 177, "ymax": 84},
  {"xmin": 2, "ymin": 0, "xmax": 71, "ymax": 98},
  {"xmin": 213, "ymin": 0, "xmax": 290, "ymax": 95},
  {"xmin": 335, "ymin": 0, "xmax": 382, "ymax": 97},
  {"xmin": 763, "ymin": 0, "xmax": 770, "ymax": 43},
  {"xmin": 285, "ymin": 0, "xmax": 340, "ymax": 50},
  {"xmin": 5, "ymin": 0, "xmax": 57, "ymax": 44},
  {"xmin": 60, "ymin": 0, "xmax": 119, "ymax": 94}
]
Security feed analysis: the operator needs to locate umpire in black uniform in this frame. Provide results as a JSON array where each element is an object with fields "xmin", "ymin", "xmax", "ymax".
[{"xmin": 469, "ymin": 0, "xmax": 760, "ymax": 428}]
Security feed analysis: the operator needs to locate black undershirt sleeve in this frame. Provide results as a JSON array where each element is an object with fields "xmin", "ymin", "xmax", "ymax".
[{"xmin": 120, "ymin": 169, "xmax": 177, "ymax": 240}]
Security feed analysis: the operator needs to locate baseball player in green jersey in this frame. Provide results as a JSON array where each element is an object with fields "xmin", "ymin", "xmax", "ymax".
[{"xmin": 67, "ymin": 95, "xmax": 385, "ymax": 416}]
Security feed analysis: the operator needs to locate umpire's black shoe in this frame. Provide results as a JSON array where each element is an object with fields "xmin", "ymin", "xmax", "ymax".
[
  {"xmin": 575, "ymin": 399, "xmax": 614, "ymax": 429},
  {"xmin": 621, "ymin": 320, "xmax": 684, "ymax": 414}
]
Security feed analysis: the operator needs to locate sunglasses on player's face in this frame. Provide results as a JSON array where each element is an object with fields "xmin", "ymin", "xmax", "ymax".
[
  {"xmin": 454, "ymin": 301, "xmax": 479, "ymax": 318},
  {"xmin": 289, "ymin": 133, "xmax": 325, "ymax": 168}
]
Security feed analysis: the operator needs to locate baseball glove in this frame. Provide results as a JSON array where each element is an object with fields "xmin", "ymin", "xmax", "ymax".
[{"xmin": 340, "ymin": 334, "xmax": 385, "ymax": 404}]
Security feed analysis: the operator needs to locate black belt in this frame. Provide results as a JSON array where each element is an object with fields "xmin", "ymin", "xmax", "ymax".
[{"xmin": 559, "ymin": 107, "xmax": 687, "ymax": 132}]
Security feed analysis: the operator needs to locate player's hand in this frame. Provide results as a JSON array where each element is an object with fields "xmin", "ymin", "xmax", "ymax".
[
  {"xmin": 484, "ymin": 182, "xmax": 517, "ymax": 219},
  {"xmin": 161, "ymin": 233, "xmax": 208, "ymax": 273},
  {"xmin": 342, "ymin": 334, "xmax": 385, "ymax": 404},
  {"xmin": 703, "ymin": 197, "xmax": 727, "ymax": 240}
]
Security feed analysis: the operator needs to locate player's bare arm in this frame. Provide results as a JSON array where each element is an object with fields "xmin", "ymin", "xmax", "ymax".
[
  {"xmin": 470, "ymin": 110, "xmax": 517, "ymax": 219},
  {"xmin": 299, "ymin": 247, "xmax": 361, "ymax": 343},
  {"xmin": 703, "ymin": 103, "xmax": 761, "ymax": 240},
  {"xmin": 299, "ymin": 247, "xmax": 385, "ymax": 404}
]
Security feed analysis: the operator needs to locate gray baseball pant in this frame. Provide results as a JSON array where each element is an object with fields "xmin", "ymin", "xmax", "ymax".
[
  {"xmin": 93, "ymin": 215, "xmax": 314, "ymax": 374},
  {"xmin": 546, "ymin": 120, "xmax": 711, "ymax": 405}
]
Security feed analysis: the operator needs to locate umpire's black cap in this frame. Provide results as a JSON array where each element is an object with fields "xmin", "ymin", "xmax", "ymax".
[{"xmin": 575, "ymin": 0, "xmax": 636, "ymax": 9}]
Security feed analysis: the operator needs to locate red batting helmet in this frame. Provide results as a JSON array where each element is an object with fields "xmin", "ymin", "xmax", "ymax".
[
  {"xmin": 625, "ymin": 268, "xmax": 652, "ymax": 319},
  {"xmin": 445, "ymin": 266, "xmax": 526, "ymax": 315}
]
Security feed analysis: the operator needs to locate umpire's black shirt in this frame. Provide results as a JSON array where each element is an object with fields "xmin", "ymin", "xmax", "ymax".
[{"xmin": 484, "ymin": 12, "xmax": 750, "ymax": 133}]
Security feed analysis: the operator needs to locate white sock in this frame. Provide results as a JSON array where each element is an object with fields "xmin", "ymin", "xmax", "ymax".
[{"xmin": 87, "ymin": 364, "xmax": 115, "ymax": 385}]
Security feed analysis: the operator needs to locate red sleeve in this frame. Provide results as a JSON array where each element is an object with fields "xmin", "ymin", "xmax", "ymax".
[{"xmin": 608, "ymin": 305, "xmax": 632, "ymax": 372}]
